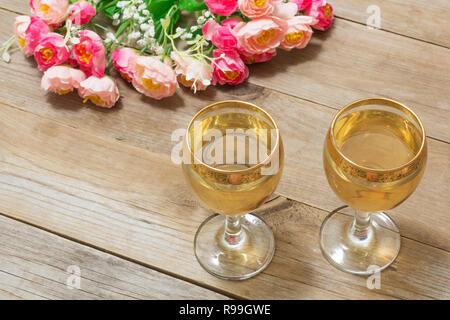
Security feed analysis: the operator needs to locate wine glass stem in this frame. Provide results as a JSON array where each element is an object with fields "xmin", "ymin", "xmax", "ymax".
[
  {"xmin": 349, "ymin": 210, "xmax": 372, "ymax": 241},
  {"xmin": 224, "ymin": 215, "xmax": 245, "ymax": 247}
]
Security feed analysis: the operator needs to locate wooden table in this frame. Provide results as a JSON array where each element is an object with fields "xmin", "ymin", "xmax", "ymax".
[{"xmin": 0, "ymin": 0, "xmax": 449, "ymax": 300}]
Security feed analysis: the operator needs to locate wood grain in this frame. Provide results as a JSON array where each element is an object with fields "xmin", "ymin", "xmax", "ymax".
[
  {"xmin": 0, "ymin": 1, "xmax": 448, "ymax": 300},
  {"xmin": 0, "ymin": 47, "xmax": 448, "ymax": 251},
  {"xmin": 0, "ymin": 103, "xmax": 448, "ymax": 299},
  {"xmin": 0, "ymin": 216, "xmax": 229, "ymax": 300},
  {"xmin": 331, "ymin": 0, "xmax": 450, "ymax": 48},
  {"xmin": 3, "ymin": 0, "xmax": 450, "ymax": 47},
  {"xmin": 248, "ymin": 18, "xmax": 450, "ymax": 142},
  {"xmin": 1, "ymin": 4, "xmax": 449, "ymax": 142}
]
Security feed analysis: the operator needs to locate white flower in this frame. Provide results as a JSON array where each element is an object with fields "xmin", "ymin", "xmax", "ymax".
[
  {"xmin": 204, "ymin": 11, "xmax": 211, "ymax": 17},
  {"xmin": 142, "ymin": 9, "xmax": 150, "ymax": 16},
  {"xmin": 112, "ymin": 13, "xmax": 120, "ymax": 20},
  {"xmin": 129, "ymin": 31, "xmax": 142, "ymax": 40},
  {"xmin": 141, "ymin": 23, "xmax": 151, "ymax": 31},
  {"xmin": 197, "ymin": 16, "xmax": 206, "ymax": 24},
  {"xmin": 136, "ymin": 39, "xmax": 146, "ymax": 48},
  {"xmin": 112, "ymin": 19, "xmax": 120, "ymax": 26},
  {"xmin": 117, "ymin": 1, "xmax": 130, "ymax": 8},
  {"xmin": 176, "ymin": 27, "xmax": 185, "ymax": 34},
  {"xmin": 190, "ymin": 26, "xmax": 198, "ymax": 32},
  {"xmin": 155, "ymin": 46, "xmax": 164, "ymax": 55}
]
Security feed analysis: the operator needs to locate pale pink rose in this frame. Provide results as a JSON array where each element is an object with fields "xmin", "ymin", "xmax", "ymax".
[
  {"xmin": 212, "ymin": 49, "xmax": 249, "ymax": 85},
  {"xmin": 24, "ymin": 16, "xmax": 51, "ymax": 56},
  {"xmin": 41, "ymin": 65, "xmax": 86, "ymax": 94},
  {"xmin": 204, "ymin": 0, "xmax": 239, "ymax": 16},
  {"xmin": 272, "ymin": 1, "xmax": 298, "ymax": 20},
  {"xmin": 30, "ymin": 0, "xmax": 69, "ymax": 25},
  {"xmin": 280, "ymin": 16, "xmax": 315, "ymax": 50},
  {"xmin": 171, "ymin": 52, "xmax": 213, "ymax": 92},
  {"xmin": 14, "ymin": 16, "xmax": 31, "ymax": 56},
  {"xmin": 33, "ymin": 32, "xmax": 70, "ymax": 71},
  {"xmin": 73, "ymin": 30, "xmax": 106, "ymax": 77},
  {"xmin": 78, "ymin": 76, "xmax": 120, "ymax": 108},
  {"xmin": 69, "ymin": 1, "xmax": 96, "ymax": 26},
  {"xmin": 233, "ymin": 16, "xmax": 288, "ymax": 55},
  {"xmin": 112, "ymin": 48, "xmax": 139, "ymax": 83},
  {"xmin": 130, "ymin": 56, "xmax": 178, "ymax": 100},
  {"xmin": 306, "ymin": 0, "xmax": 333, "ymax": 31},
  {"xmin": 238, "ymin": 0, "xmax": 277, "ymax": 19},
  {"xmin": 240, "ymin": 49, "xmax": 276, "ymax": 64},
  {"xmin": 292, "ymin": 0, "xmax": 312, "ymax": 11},
  {"xmin": 221, "ymin": 17, "xmax": 242, "ymax": 29}
]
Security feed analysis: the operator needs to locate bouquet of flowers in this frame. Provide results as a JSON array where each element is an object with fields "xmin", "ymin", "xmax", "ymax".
[{"xmin": 1, "ymin": 0, "xmax": 333, "ymax": 108}]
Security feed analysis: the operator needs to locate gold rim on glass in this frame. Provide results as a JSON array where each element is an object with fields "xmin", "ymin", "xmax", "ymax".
[
  {"xmin": 184, "ymin": 100, "xmax": 281, "ymax": 174},
  {"xmin": 328, "ymin": 97, "xmax": 427, "ymax": 175}
]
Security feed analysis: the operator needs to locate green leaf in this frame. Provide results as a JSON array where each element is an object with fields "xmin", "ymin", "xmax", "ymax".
[
  {"xmin": 178, "ymin": 0, "xmax": 207, "ymax": 12},
  {"xmin": 104, "ymin": 5, "xmax": 118, "ymax": 18},
  {"xmin": 148, "ymin": 0, "xmax": 176, "ymax": 19},
  {"xmin": 115, "ymin": 20, "xmax": 131, "ymax": 38}
]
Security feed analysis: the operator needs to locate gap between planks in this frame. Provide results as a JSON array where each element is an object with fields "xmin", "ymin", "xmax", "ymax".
[
  {"xmin": 0, "ymin": 211, "xmax": 241, "ymax": 300},
  {"xmin": 0, "ymin": 2, "xmax": 449, "ymax": 51}
]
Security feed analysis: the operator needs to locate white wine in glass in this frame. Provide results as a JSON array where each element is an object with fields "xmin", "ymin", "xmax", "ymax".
[
  {"xmin": 182, "ymin": 100, "xmax": 284, "ymax": 280},
  {"xmin": 321, "ymin": 98, "xmax": 427, "ymax": 275}
]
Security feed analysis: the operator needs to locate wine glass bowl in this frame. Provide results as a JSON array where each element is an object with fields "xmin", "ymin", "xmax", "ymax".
[
  {"xmin": 182, "ymin": 100, "xmax": 284, "ymax": 280},
  {"xmin": 321, "ymin": 98, "xmax": 427, "ymax": 275}
]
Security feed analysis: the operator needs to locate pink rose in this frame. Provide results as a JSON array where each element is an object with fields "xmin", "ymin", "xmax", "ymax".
[
  {"xmin": 78, "ymin": 76, "xmax": 120, "ymax": 108},
  {"xmin": 221, "ymin": 17, "xmax": 242, "ymax": 29},
  {"xmin": 202, "ymin": 20, "xmax": 219, "ymax": 40},
  {"xmin": 33, "ymin": 32, "xmax": 70, "ymax": 71},
  {"xmin": 238, "ymin": 0, "xmax": 277, "ymax": 19},
  {"xmin": 73, "ymin": 30, "xmax": 106, "ymax": 77},
  {"xmin": 306, "ymin": 0, "xmax": 333, "ymax": 31},
  {"xmin": 212, "ymin": 26, "xmax": 238, "ymax": 52},
  {"xmin": 130, "ymin": 56, "xmax": 178, "ymax": 100},
  {"xmin": 69, "ymin": 1, "xmax": 96, "ymax": 26},
  {"xmin": 280, "ymin": 16, "xmax": 315, "ymax": 50},
  {"xmin": 272, "ymin": 1, "xmax": 298, "ymax": 20},
  {"xmin": 240, "ymin": 49, "xmax": 276, "ymax": 64},
  {"xmin": 41, "ymin": 65, "xmax": 86, "ymax": 94},
  {"xmin": 212, "ymin": 49, "xmax": 249, "ymax": 85},
  {"xmin": 292, "ymin": 0, "xmax": 312, "ymax": 11},
  {"xmin": 30, "ymin": 0, "xmax": 69, "ymax": 25},
  {"xmin": 112, "ymin": 47, "xmax": 139, "ymax": 82},
  {"xmin": 204, "ymin": 0, "xmax": 239, "ymax": 16},
  {"xmin": 202, "ymin": 21, "xmax": 238, "ymax": 52},
  {"xmin": 233, "ymin": 16, "xmax": 288, "ymax": 55},
  {"xmin": 14, "ymin": 16, "xmax": 31, "ymax": 56},
  {"xmin": 24, "ymin": 16, "xmax": 51, "ymax": 56},
  {"xmin": 171, "ymin": 52, "xmax": 213, "ymax": 92}
]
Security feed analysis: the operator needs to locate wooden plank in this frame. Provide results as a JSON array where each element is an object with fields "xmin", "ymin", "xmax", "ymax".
[
  {"xmin": 2, "ymin": 0, "xmax": 450, "ymax": 48},
  {"xmin": 0, "ymin": 47, "xmax": 448, "ymax": 252},
  {"xmin": 248, "ymin": 17, "xmax": 450, "ymax": 142},
  {"xmin": 0, "ymin": 215, "xmax": 229, "ymax": 300},
  {"xmin": 0, "ymin": 8, "xmax": 448, "ymax": 142},
  {"xmin": 0, "ymin": 103, "xmax": 448, "ymax": 299},
  {"xmin": 331, "ymin": 0, "xmax": 450, "ymax": 48}
]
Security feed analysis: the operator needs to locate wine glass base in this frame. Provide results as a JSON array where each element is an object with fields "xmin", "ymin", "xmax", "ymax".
[
  {"xmin": 320, "ymin": 209, "xmax": 401, "ymax": 275},
  {"xmin": 194, "ymin": 213, "xmax": 275, "ymax": 280}
]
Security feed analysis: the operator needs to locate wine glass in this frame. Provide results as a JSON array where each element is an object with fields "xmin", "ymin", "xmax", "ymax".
[
  {"xmin": 321, "ymin": 98, "xmax": 427, "ymax": 275},
  {"xmin": 182, "ymin": 100, "xmax": 284, "ymax": 280}
]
